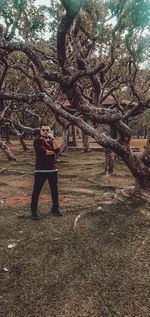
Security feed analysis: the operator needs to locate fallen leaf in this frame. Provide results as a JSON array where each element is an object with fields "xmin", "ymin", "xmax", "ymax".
[
  {"xmin": 97, "ymin": 206, "xmax": 103, "ymax": 210},
  {"xmin": 3, "ymin": 267, "xmax": 9, "ymax": 272},
  {"xmin": 8, "ymin": 243, "xmax": 16, "ymax": 249}
]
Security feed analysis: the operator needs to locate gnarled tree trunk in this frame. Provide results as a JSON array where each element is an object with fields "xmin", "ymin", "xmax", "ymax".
[
  {"xmin": 119, "ymin": 147, "xmax": 150, "ymax": 192},
  {"xmin": 132, "ymin": 137, "xmax": 150, "ymax": 192},
  {"xmin": 0, "ymin": 140, "xmax": 16, "ymax": 161},
  {"xmin": 19, "ymin": 133, "xmax": 29, "ymax": 151}
]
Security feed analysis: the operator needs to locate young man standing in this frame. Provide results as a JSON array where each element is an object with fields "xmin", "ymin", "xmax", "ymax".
[{"xmin": 31, "ymin": 123, "xmax": 63, "ymax": 220}]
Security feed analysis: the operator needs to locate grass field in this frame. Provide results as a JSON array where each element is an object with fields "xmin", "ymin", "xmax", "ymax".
[
  {"xmin": 0, "ymin": 141, "xmax": 150, "ymax": 317},
  {"xmin": 130, "ymin": 138, "xmax": 147, "ymax": 150}
]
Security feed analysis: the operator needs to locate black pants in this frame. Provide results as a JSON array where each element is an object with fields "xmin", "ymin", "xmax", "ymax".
[{"xmin": 31, "ymin": 172, "xmax": 59, "ymax": 213}]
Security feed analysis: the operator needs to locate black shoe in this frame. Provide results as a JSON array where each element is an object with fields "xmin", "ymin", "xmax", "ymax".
[
  {"xmin": 31, "ymin": 212, "xmax": 39, "ymax": 220},
  {"xmin": 51, "ymin": 209, "xmax": 63, "ymax": 217}
]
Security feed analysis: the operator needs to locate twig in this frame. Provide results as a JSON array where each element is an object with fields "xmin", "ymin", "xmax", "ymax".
[
  {"xmin": 73, "ymin": 210, "xmax": 93, "ymax": 229},
  {"xmin": 0, "ymin": 169, "xmax": 30, "ymax": 175},
  {"xmin": 0, "ymin": 168, "xmax": 7, "ymax": 174}
]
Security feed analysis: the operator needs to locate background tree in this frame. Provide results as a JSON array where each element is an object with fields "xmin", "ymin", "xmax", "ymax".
[{"xmin": 0, "ymin": 0, "xmax": 150, "ymax": 192}]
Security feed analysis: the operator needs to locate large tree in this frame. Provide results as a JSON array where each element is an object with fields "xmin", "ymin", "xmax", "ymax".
[{"xmin": 0, "ymin": 0, "xmax": 150, "ymax": 191}]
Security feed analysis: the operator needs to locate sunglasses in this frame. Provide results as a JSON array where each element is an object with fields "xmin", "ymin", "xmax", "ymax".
[{"xmin": 41, "ymin": 129, "xmax": 50, "ymax": 132}]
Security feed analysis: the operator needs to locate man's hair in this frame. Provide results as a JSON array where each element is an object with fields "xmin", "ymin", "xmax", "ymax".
[{"xmin": 40, "ymin": 122, "xmax": 50, "ymax": 129}]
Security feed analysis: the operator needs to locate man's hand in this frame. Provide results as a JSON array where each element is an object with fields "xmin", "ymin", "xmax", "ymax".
[
  {"xmin": 49, "ymin": 134, "xmax": 55, "ymax": 140},
  {"xmin": 46, "ymin": 150, "xmax": 55, "ymax": 156}
]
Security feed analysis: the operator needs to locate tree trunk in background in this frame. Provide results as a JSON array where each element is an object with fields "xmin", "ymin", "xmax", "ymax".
[
  {"xmin": 82, "ymin": 131, "xmax": 91, "ymax": 152},
  {"xmin": 71, "ymin": 125, "xmax": 77, "ymax": 146},
  {"xmin": 104, "ymin": 127, "xmax": 115, "ymax": 175},
  {"xmin": 6, "ymin": 133, "xmax": 11, "ymax": 144},
  {"xmin": 104, "ymin": 149, "xmax": 114, "ymax": 175},
  {"xmin": 19, "ymin": 133, "xmax": 29, "ymax": 151},
  {"xmin": 137, "ymin": 125, "xmax": 143, "ymax": 139},
  {"xmin": 67, "ymin": 125, "xmax": 77, "ymax": 146},
  {"xmin": 144, "ymin": 125, "xmax": 147, "ymax": 139},
  {"xmin": 59, "ymin": 128, "xmax": 68, "ymax": 154},
  {"xmin": 0, "ymin": 140, "xmax": 16, "ymax": 161},
  {"xmin": 76, "ymin": 128, "xmax": 81, "ymax": 139}
]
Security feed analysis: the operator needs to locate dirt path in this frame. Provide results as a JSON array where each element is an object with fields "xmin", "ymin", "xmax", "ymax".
[{"xmin": 0, "ymin": 194, "xmax": 73, "ymax": 207}]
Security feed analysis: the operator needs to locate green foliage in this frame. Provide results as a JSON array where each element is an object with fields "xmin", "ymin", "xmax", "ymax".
[
  {"xmin": 12, "ymin": 0, "xmax": 27, "ymax": 12},
  {"xmin": 131, "ymin": 0, "xmax": 150, "ymax": 28},
  {"xmin": 107, "ymin": 0, "xmax": 150, "ymax": 29},
  {"xmin": 0, "ymin": 0, "xmax": 48, "ymax": 40},
  {"xmin": 0, "ymin": 0, "xmax": 150, "ymax": 113}
]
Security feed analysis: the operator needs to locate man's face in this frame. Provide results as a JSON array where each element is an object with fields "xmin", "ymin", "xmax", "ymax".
[{"xmin": 40, "ymin": 125, "xmax": 51, "ymax": 139}]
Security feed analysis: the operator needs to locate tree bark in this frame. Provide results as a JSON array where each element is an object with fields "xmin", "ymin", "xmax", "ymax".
[
  {"xmin": 19, "ymin": 133, "xmax": 29, "ymax": 151},
  {"xmin": 67, "ymin": 124, "xmax": 77, "ymax": 146},
  {"xmin": 59, "ymin": 128, "xmax": 68, "ymax": 153},
  {"xmin": 72, "ymin": 125, "xmax": 77, "ymax": 146},
  {"xmin": 82, "ymin": 131, "xmax": 91, "ymax": 152},
  {"xmin": 104, "ymin": 149, "xmax": 114, "ymax": 176},
  {"xmin": 121, "ymin": 149, "xmax": 150, "ymax": 191},
  {"xmin": 0, "ymin": 140, "xmax": 16, "ymax": 161}
]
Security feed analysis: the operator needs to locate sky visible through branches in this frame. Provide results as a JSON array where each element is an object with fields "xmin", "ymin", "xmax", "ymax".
[{"xmin": 35, "ymin": 0, "xmax": 50, "ymax": 7}]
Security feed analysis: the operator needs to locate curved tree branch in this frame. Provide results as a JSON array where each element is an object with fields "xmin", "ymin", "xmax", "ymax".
[{"xmin": 57, "ymin": 0, "xmax": 83, "ymax": 72}]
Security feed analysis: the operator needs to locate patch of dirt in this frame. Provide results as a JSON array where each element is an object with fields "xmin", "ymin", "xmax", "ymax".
[
  {"xmin": 100, "ymin": 200, "xmax": 114, "ymax": 205},
  {"xmin": 0, "ymin": 194, "xmax": 73, "ymax": 207},
  {"xmin": 62, "ymin": 187, "xmax": 98, "ymax": 194}
]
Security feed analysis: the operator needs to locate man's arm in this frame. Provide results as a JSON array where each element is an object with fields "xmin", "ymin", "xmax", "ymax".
[
  {"xmin": 34, "ymin": 139, "xmax": 55, "ymax": 156},
  {"xmin": 41, "ymin": 138, "xmax": 57, "ymax": 155},
  {"xmin": 45, "ymin": 149, "xmax": 55, "ymax": 156},
  {"xmin": 52, "ymin": 139, "xmax": 60, "ymax": 153}
]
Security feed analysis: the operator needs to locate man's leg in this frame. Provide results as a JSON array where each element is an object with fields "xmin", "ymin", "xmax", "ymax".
[
  {"xmin": 48, "ymin": 172, "xmax": 59, "ymax": 210},
  {"xmin": 31, "ymin": 173, "xmax": 46, "ymax": 218},
  {"xmin": 48, "ymin": 172, "xmax": 63, "ymax": 216}
]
